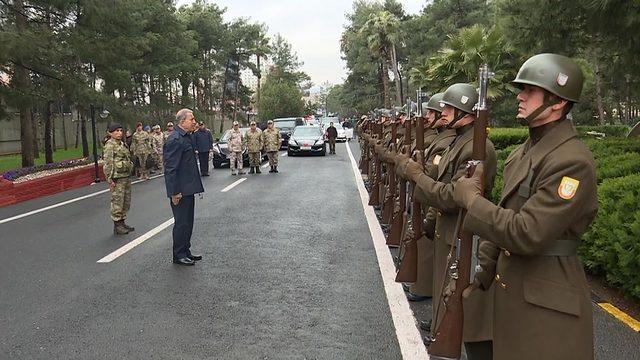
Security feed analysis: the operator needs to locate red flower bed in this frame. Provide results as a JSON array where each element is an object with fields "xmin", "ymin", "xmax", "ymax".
[{"xmin": 0, "ymin": 164, "xmax": 106, "ymax": 208}]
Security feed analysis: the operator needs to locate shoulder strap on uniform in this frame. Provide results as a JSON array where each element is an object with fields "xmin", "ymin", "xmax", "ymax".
[{"xmin": 517, "ymin": 167, "xmax": 536, "ymax": 199}]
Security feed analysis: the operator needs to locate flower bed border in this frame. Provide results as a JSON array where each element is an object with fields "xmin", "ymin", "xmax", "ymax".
[{"xmin": 0, "ymin": 164, "xmax": 106, "ymax": 208}]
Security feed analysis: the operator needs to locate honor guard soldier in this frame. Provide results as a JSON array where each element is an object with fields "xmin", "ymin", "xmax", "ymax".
[{"xmin": 453, "ymin": 53, "xmax": 598, "ymax": 360}]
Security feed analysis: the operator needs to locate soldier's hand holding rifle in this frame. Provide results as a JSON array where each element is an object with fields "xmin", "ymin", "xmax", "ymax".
[
  {"xmin": 404, "ymin": 159, "xmax": 424, "ymax": 183},
  {"xmin": 453, "ymin": 162, "xmax": 484, "ymax": 209}
]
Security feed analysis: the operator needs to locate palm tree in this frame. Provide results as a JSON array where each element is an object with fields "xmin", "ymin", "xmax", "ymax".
[
  {"xmin": 359, "ymin": 10, "xmax": 402, "ymax": 108},
  {"xmin": 410, "ymin": 24, "xmax": 514, "ymax": 100}
]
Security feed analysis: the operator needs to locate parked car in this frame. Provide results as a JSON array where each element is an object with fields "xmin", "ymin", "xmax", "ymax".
[
  {"xmin": 212, "ymin": 128, "xmax": 267, "ymax": 168},
  {"xmin": 287, "ymin": 125, "xmax": 326, "ymax": 156},
  {"xmin": 272, "ymin": 117, "xmax": 305, "ymax": 149}
]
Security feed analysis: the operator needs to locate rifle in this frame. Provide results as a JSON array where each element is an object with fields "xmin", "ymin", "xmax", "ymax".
[
  {"xmin": 368, "ymin": 117, "xmax": 383, "ymax": 206},
  {"xmin": 386, "ymin": 110, "xmax": 412, "ymax": 247},
  {"xmin": 395, "ymin": 92, "xmax": 427, "ymax": 282},
  {"xmin": 427, "ymin": 64, "xmax": 492, "ymax": 359},
  {"xmin": 381, "ymin": 116, "xmax": 398, "ymax": 225},
  {"xmin": 360, "ymin": 117, "xmax": 371, "ymax": 175}
]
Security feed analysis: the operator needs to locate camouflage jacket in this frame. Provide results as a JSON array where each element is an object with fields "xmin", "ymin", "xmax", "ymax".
[
  {"xmin": 228, "ymin": 129, "xmax": 244, "ymax": 152},
  {"xmin": 244, "ymin": 128, "xmax": 263, "ymax": 152},
  {"xmin": 103, "ymin": 138, "xmax": 133, "ymax": 182},
  {"xmin": 262, "ymin": 128, "xmax": 281, "ymax": 152},
  {"xmin": 131, "ymin": 130, "xmax": 153, "ymax": 155},
  {"xmin": 151, "ymin": 133, "xmax": 164, "ymax": 154}
]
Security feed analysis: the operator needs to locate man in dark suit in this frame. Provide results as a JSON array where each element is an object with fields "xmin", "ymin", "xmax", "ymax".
[
  {"xmin": 163, "ymin": 109, "xmax": 205, "ymax": 266},
  {"xmin": 326, "ymin": 122, "xmax": 338, "ymax": 154},
  {"xmin": 194, "ymin": 121, "xmax": 214, "ymax": 176}
]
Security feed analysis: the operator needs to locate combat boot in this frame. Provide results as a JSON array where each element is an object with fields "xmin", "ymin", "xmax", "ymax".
[
  {"xmin": 274, "ymin": 166, "xmax": 279, "ymax": 173},
  {"xmin": 249, "ymin": 167, "xmax": 255, "ymax": 174},
  {"xmin": 269, "ymin": 166, "xmax": 275, "ymax": 173},
  {"xmin": 114, "ymin": 220, "xmax": 130, "ymax": 235},
  {"xmin": 256, "ymin": 167, "xmax": 262, "ymax": 174},
  {"xmin": 123, "ymin": 222, "xmax": 135, "ymax": 232}
]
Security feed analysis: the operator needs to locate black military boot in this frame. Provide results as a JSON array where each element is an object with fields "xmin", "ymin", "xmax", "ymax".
[
  {"xmin": 274, "ymin": 166, "xmax": 279, "ymax": 173},
  {"xmin": 269, "ymin": 166, "xmax": 275, "ymax": 173},
  {"xmin": 122, "ymin": 221, "xmax": 135, "ymax": 232},
  {"xmin": 114, "ymin": 221, "xmax": 129, "ymax": 235},
  {"xmin": 256, "ymin": 167, "xmax": 262, "ymax": 174},
  {"xmin": 249, "ymin": 167, "xmax": 255, "ymax": 174}
]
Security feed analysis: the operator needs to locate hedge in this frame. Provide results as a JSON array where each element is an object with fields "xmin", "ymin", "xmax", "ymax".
[
  {"xmin": 575, "ymin": 125, "xmax": 630, "ymax": 137},
  {"xmin": 594, "ymin": 152, "xmax": 640, "ymax": 183},
  {"xmin": 580, "ymin": 174, "xmax": 640, "ymax": 298},
  {"xmin": 488, "ymin": 127, "xmax": 528, "ymax": 150}
]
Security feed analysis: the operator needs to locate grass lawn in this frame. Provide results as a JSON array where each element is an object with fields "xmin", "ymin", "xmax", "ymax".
[{"xmin": 0, "ymin": 145, "xmax": 101, "ymax": 173}]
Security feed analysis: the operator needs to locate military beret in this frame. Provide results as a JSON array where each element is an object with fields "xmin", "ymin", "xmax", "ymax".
[{"xmin": 107, "ymin": 123, "xmax": 123, "ymax": 132}]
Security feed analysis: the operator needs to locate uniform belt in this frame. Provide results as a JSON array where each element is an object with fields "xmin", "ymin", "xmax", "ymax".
[{"xmin": 538, "ymin": 239, "xmax": 578, "ymax": 256}]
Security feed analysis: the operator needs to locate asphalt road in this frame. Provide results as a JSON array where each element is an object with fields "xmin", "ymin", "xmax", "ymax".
[{"xmin": 1, "ymin": 142, "xmax": 638, "ymax": 359}]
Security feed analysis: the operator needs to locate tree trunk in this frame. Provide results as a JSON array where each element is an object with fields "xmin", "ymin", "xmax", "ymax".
[
  {"xmin": 380, "ymin": 60, "xmax": 390, "ymax": 108},
  {"xmin": 31, "ymin": 109, "xmax": 39, "ymax": 159},
  {"xmin": 594, "ymin": 62, "xmax": 606, "ymax": 125},
  {"xmin": 390, "ymin": 44, "xmax": 402, "ymax": 105},
  {"xmin": 80, "ymin": 107, "xmax": 89, "ymax": 157},
  {"xmin": 60, "ymin": 103, "xmax": 68, "ymax": 150},
  {"xmin": 256, "ymin": 54, "xmax": 262, "ymax": 115},
  {"xmin": 219, "ymin": 58, "xmax": 230, "ymax": 134},
  {"xmin": 14, "ymin": 0, "xmax": 34, "ymax": 167},
  {"xmin": 75, "ymin": 111, "xmax": 80, "ymax": 148},
  {"xmin": 625, "ymin": 74, "xmax": 631, "ymax": 124},
  {"xmin": 44, "ymin": 101, "xmax": 54, "ymax": 163}
]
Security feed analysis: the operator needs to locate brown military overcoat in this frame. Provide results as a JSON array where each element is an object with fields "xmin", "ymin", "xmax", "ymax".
[
  {"xmin": 464, "ymin": 119, "xmax": 597, "ymax": 360},
  {"xmin": 414, "ymin": 123, "xmax": 497, "ymax": 342}
]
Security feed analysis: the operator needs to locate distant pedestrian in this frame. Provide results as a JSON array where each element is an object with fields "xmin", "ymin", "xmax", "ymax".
[
  {"xmin": 244, "ymin": 120, "xmax": 263, "ymax": 174},
  {"xmin": 163, "ymin": 108, "xmax": 204, "ymax": 266},
  {"xmin": 262, "ymin": 120, "xmax": 281, "ymax": 173},
  {"xmin": 194, "ymin": 121, "xmax": 214, "ymax": 176},
  {"xmin": 228, "ymin": 121, "xmax": 245, "ymax": 175},
  {"xmin": 131, "ymin": 122, "xmax": 153, "ymax": 180},
  {"xmin": 164, "ymin": 122, "xmax": 174, "ymax": 140},
  {"xmin": 103, "ymin": 123, "xmax": 135, "ymax": 235},
  {"xmin": 151, "ymin": 125, "xmax": 165, "ymax": 171},
  {"xmin": 326, "ymin": 122, "xmax": 338, "ymax": 154}
]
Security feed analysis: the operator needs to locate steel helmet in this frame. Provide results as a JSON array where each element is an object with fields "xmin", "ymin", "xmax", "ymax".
[
  {"xmin": 426, "ymin": 92, "xmax": 445, "ymax": 113},
  {"xmin": 512, "ymin": 53, "xmax": 583, "ymax": 102},
  {"xmin": 441, "ymin": 83, "xmax": 478, "ymax": 114}
]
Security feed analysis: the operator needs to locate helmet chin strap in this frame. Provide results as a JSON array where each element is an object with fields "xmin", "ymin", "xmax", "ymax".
[
  {"xmin": 446, "ymin": 108, "xmax": 467, "ymax": 129},
  {"xmin": 429, "ymin": 112, "xmax": 442, "ymax": 129},
  {"xmin": 519, "ymin": 91, "xmax": 561, "ymax": 126}
]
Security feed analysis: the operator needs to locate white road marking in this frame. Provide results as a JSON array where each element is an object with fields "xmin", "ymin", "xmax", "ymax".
[
  {"xmin": 0, "ymin": 174, "xmax": 165, "ymax": 225},
  {"xmin": 97, "ymin": 218, "xmax": 174, "ymax": 263},
  {"xmin": 281, "ymin": 152, "xmax": 287, "ymax": 156},
  {"xmin": 221, "ymin": 178, "xmax": 247, "ymax": 192},
  {"xmin": 345, "ymin": 142, "xmax": 429, "ymax": 360}
]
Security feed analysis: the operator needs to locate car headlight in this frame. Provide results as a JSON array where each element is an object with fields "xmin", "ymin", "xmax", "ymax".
[
  {"xmin": 288, "ymin": 139, "xmax": 297, "ymax": 146},
  {"xmin": 315, "ymin": 140, "xmax": 324, "ymax": 146}
]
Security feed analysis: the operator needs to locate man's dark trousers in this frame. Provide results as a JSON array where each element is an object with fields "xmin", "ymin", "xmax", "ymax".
[
  {"xmin": 197, "ymin": 151, "xmax": 209, "ymax": 175},
  {"xmin": 170, "ymin": 195, "xmax": 195, "ymax": 259}
]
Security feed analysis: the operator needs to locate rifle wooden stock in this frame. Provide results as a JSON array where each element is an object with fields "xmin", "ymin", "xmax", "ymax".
[
  {"xmin": 381, "ymin": 123, "xmax": 398, "ymax": 224},
  {"xmin": 360, "ymin": 121, "xmax": 371, "ymax": 175},
  {"xmin": 396, "ymin": 116, "xmax": 424, "ymax": 283},
  {"xmin": 428, "ymin": 64, "xmax": 491, "ymax": 359},
  {"xmin": 387, "ymin": 118, "xmax": 412, "ymax": 247},
  {"xmin": 368, "ymin": 122, "xmax": 383, "ymax": 206}
]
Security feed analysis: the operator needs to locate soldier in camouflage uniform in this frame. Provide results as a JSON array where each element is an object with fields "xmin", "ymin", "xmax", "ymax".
[
  {"xmin": 131, "ymin": 122, "xmax": 154, "ymax": 180},
  {"xmin": 103, "ymin": 123, "xmax": 135, "ymax": 235},
  {"xmin": 228, "ymin": 121, "xmax": 245, "ymax": 175},
  {"xmin": 244, "ymin": 120, "xmax": 263, "ymax": 174},
  {"xmin": 262, "ymin": 120, "xmax": 281, "ymax": 173},
  {"xmin": 151, "ymin": 125, "xmax": 165, "ymax": 171}
]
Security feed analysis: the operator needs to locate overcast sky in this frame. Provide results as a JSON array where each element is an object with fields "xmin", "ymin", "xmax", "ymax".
[{"xmin": 176, "ymin": 0, "xmax": 425, "ymax": 86}]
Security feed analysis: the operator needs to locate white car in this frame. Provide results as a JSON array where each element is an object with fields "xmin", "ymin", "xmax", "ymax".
[{"xmin": 321, "ymin": 122, "xmax": 347, "ymax": 142}]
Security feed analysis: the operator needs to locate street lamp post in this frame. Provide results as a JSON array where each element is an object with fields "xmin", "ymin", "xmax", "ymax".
[{"xmin": 89, "ymin": 104, "xmax": 110, "ymax": 183}]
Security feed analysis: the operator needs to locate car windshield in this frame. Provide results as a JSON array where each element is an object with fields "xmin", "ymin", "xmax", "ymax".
[
  {"xmin": 274, "ymin": 120, "xmax": 298, "ymax": 128},
  {"xmin": 219, "ymin": 128, "xmax": 248, "ymax": 143},
  {"xmin": 293, "ymin": 127, "xmax": 321, "ymax": 137}
]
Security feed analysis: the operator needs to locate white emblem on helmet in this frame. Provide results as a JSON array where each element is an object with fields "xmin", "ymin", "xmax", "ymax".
[
  {"xmin": 461, "ymin": 96, "xmax": 469, "ymax": 104},
  {"xmin": 557, "ymin": 73, "xmax": 569, "ymax": 87}
]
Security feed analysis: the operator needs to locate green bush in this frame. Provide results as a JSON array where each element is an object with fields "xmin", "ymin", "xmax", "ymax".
[
  {"xmin": 576, "ymin": 125, "xmax": 630, "ymax": 137},
  {"xmin": 584, "ymin": 137, "xmax": 640, "ymax": 158},
  {"xmin": 594, "ymin": 152, "xmax": 640, "ymax": 183},
  {"xmin": 580, "ymin": 174, "xmax": 640, "ymax": 298},
  {"xmin": 488, "ymin": 127, "xmax": 529, "ymax": 150}
]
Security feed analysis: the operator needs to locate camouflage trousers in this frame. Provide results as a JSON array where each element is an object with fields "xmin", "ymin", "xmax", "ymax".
[
  {"xmin": 135, "ymin": 153, "xmax": 149, "ymax": 178},
  {"xmin": 248, "ymin": 152, "xmax": 261, "ymax": 167},
  {"xmin": 229, "ymin": 151, "xmax": 244, "ymax": 174},
  {"xmin": 267, "ymin": 151, "xmax": 279, "ymax": 167},
  {"xmin": 110, "ymin": 177, "xmax": 131, "ymax": 221}
]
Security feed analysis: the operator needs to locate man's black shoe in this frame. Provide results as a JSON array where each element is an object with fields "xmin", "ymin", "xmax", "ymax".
[
  {"xmin": 202, "ymin": 173, "xmax": 210, "ymax": 176},
  {"xmin": 419, "ymin": 319, "xmax": 432, "ymax": 332},
  {"xmin": 402, "ymin": 283, "xmax": 410, "ymax": 292},
  {"xmin": 407, "ymin": 292, "xmax": 430, "ymax": 302},
  {"xmin": 173, "ymin": 257, "xmax": 195, "ymax": 266},
  {"xmin": 188, "ymin": 254, "xmax": 203, "ymax": 261}
]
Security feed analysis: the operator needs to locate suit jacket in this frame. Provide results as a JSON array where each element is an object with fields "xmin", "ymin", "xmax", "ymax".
[
  {"xmin": 464, "ymin": 119, "xmax": 597, "ymax": 360},
  {"xmin": 163, "ymin": 126, "xmax": 205, "ymax": 197},
  {"xmin": 194, "ymin": 128, "xmax": 214, "ymax": 152}
]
